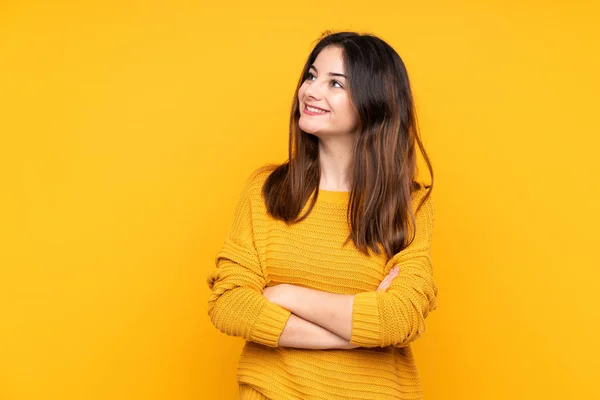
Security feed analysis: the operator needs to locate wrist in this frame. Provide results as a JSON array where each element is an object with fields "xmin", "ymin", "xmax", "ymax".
[{"xmin": 340, "ymin": 341, "xmax": 361, "ymax": 350}]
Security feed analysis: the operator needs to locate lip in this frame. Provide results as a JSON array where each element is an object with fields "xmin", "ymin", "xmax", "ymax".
[{"xmin": 303, "ymin": 103, "xmax": 330, "ymax": 116}]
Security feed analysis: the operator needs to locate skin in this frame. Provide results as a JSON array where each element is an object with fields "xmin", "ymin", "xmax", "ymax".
[
  {"xmin": 298, "ymin": 45, "xmax": 358, "ymax": 191},
  {"xmin": 263, "ymin": 267, "xmax": 399, "ymax": 348},
  {"xmin": 263, "ymin": 45, "xmax": 400, "ymax": 349}
]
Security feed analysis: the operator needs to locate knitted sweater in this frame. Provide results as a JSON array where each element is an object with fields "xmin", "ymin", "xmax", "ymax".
[{"xmin": 207, "ymin": 167, "xmax": 438, "ymax": 400}]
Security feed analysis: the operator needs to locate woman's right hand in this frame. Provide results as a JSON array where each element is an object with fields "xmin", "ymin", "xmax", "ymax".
[{"xmin": 376, "ymin": 266, "xmax": 399, "ymax": 292}]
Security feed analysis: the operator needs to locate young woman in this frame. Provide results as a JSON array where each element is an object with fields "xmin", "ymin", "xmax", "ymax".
[{"xmin": 207, "ymin": 30, "xmax": 437, "ymax": 400}]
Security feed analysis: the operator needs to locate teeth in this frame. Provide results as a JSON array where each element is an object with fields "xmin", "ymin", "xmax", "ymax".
[{"xmin": 306, "ymin": 105, "xmax": 327, "ymax": 113}]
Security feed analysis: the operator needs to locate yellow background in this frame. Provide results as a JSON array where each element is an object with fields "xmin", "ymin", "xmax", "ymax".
[{"xmin": 1, "ymin": 0, "xmax": 599, "ymax": 398}]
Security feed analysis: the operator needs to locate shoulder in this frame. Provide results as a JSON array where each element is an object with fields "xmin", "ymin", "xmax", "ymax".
[
  {"xmin": 411, "ymin": 182, "xmax": 433, "ymax": 211},
  {"xmin": 248, "ymin": 164, "xmax": 275, "ymax": 187},
  {"xmin": 409, "ymin": 182, "xmax": 435, "ymax": 234},
  {"xmin": 239, "ymin": 164, "xmax": 276, "ymax": 203}
]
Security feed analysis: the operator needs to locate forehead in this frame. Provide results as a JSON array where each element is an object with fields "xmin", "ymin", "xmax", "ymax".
[{"xmin": 311, "ymin": 46, "xmax": 345, "ymax": 72}]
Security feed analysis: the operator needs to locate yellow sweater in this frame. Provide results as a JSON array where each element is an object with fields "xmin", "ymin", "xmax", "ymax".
[{"xmin": 207, "ymin": 167, "xmax": 438, "ymax": 400}]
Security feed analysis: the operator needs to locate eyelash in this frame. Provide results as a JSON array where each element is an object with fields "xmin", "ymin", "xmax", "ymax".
[{"xmin": 306, "ymin": 72, "xmax": 343, "ymax": 89}]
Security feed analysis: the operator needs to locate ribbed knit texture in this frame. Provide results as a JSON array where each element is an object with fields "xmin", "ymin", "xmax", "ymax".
[{"xmin": 207, "ymin": 168, "xmax": 438, "ymax": 400}]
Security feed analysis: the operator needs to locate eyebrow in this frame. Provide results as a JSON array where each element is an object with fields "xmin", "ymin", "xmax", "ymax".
[{"xmin": 309, "ymin": 65, "xmax": 347, "ymax": 79}]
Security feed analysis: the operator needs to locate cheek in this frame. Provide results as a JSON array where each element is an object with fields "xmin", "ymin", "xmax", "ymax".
[
  {"xmin": 334, "ymin": 98, "xmax": 359, "ymax": 128},
  {"xmin": 332, "ymin": 96, "xmax": 354, "ymax": 117},
  {"xmin": 297, "ymin": 84, "xmax": 307, "ymax": 102}
]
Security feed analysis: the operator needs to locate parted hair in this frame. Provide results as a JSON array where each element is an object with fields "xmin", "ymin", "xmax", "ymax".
[{"xmin": 260, "ymin": 30, "xmax": 434, "ymax": 259}]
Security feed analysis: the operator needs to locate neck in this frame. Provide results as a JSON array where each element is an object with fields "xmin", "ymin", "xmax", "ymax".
[{"xmin": 317, "ymin": 134, "xmax": 355, "ymax": 191}]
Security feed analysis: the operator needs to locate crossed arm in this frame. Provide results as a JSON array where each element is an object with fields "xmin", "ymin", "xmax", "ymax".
[
  {"xmin": 263, "ymin": 284, "xmax": 358, "ymax": 349},
  {"xmin": 207, "ymin": 177, "xmax": 436, "ymax": 351},
  {"xmin": 262, "ymin": 267, "xmax": 399, "ymax": 349}
]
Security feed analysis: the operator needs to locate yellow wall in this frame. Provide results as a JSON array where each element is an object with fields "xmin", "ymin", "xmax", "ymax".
[{"xmin": 1, "ymin": 0, "xmax": 599, "ymax": 398}]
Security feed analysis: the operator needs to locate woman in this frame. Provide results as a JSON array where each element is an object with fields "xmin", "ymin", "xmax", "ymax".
[{"xmin": 207, "ymin": 30, "xmax": 437, "ymax": 399}]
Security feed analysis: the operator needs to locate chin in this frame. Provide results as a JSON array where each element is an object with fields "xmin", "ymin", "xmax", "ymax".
[
  {"xmin": 298, "ymin": 123, "xmax": 320, "ymax": 135},
  {"xmin": 300, "ymin": 127, "xmax": 319, "ymax": 136},
  {"xmin": 304, "ymin": 131, "xmax": 322, "ymax": 138}
]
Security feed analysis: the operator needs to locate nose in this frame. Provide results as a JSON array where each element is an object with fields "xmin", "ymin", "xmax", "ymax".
[{"xmin": 304, "ymin": 78, "xmax": 325, "ymax": 100}]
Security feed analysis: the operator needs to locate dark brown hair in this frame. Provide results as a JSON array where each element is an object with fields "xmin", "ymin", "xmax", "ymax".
[{"xmin": 261, "ymin": 30, "xmax": 434, "ymax": 259}]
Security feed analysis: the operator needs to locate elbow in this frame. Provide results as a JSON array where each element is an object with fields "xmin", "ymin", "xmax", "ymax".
[
  {"xmin": 383, "ymin": 283, "xmax": 438, "ymax": 347},
  {"xmin": 206, "ymin": 288, "xmax": 244, "ymax": 337},
  {"xmin": 207, "ymin": 286, "xmax": 267, "ymax": 340},
  {"xmin": 207, "ymin": 294, "xmax": 227, "ymax": 335},
  {"xmin": 388, "ymin": 300, "xmax": 436, "ymax": 348},
  {"xmin": 345, "ymin": 270, "xmax": 439, "ymax": 349}
]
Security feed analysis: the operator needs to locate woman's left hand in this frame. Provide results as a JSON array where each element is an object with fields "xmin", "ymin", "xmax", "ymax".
[{"xmin": 376, "ymin": 266, "xmax": 400, "ymax": 292}]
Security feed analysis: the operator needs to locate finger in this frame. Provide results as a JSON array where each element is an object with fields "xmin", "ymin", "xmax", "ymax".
[
  {"xmin": 383, "ymin": 268, "xmax": 398, "ymax": 279},
  {"xmin": 378, "ymin": 267, "xmax": 400, "ymax": 291},
  {"xmin": 380, "ymin": 275, "xmax": 393, "ymax": 287},
  {"xmin": 377, "ymin": 276, "xmax": 393, "ymax": 291},
  {"xmin": 378, "ymin": 282, "xmax": 391, "ymax": 292},
  {"xmin": 380, "ymin": 268, "xmax": 398, "ymax": 285},
  {"xmin": 378, "ymin": 270, "xmax": 399, "ymax": 291}
]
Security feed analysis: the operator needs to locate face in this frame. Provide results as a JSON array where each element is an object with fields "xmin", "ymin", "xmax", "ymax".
[{"xmin": 298, "ymin": 46, "xmax": 359, "ymax": 138}]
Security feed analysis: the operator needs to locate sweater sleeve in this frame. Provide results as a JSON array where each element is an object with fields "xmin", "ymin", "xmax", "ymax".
[
  {"xmin": 206, "ymin": 172, "xmax": 292, "ymax": 347},
  {"xmin": 350, "ymin": 187, "xmax": 438, "ymax": 348}
]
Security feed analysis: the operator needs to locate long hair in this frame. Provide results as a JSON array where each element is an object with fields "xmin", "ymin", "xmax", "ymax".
[{"xmin": 261, "ymin": 30, "xmax": 434, "ymax": 259}]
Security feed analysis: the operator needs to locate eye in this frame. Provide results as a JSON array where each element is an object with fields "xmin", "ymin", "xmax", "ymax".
[{"xmin": 306, "ymin": 72, "xmax": 344, "ymax": 89}]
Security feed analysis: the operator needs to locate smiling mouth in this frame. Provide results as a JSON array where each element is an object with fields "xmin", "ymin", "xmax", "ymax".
[{"xmin": 304, "ymin": 105, "xmax": 329, "ymax": 114}]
